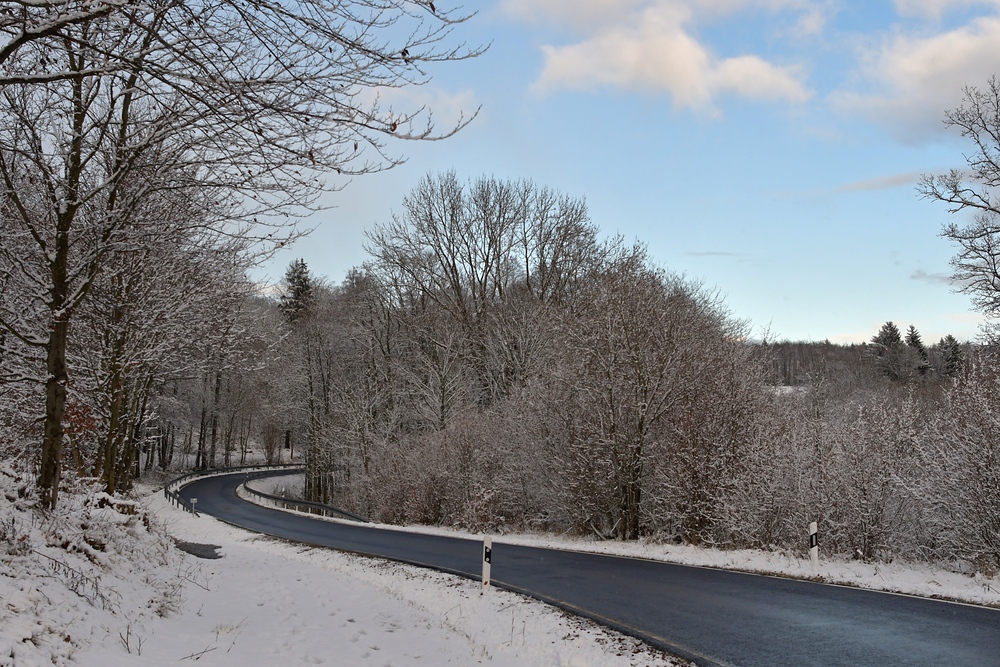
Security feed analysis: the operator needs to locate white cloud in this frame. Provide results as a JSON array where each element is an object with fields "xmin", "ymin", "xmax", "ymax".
[
  {"xmin": 910, "ymin": 268, "xmax": 953, "ymax": 285},
  {"xmin": 503, "ymin": 0, "xmax": 821, "ymax": 30},
  {"xmin": 833, "ymin": 16, "xmax": 1000, "ymax": 141},
  {"xmin": 787, "ymin": 6, "xmax": 828, "ymax": 37},
  {"xmin": 713, "ymin": 55, "xmax": 811, "ymax": 102},
  {"xmin": 893, "ymin": 0, "xmax": 1000, "ymax": 19},
  {"xmin": 529, "ymin": 2, "xmax": 812, "ymax": 111},
  {"xmin": 691, "ymin": 0, "xmax": 813, "ymax": 16},
  {"xmin": 834, "ymin": 171, "xmax": 922, "ymax": 193}
]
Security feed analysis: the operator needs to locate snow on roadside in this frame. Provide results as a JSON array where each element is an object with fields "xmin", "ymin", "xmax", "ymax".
[
  {"xmin": 399, "ymin": 527, "xmax": 1000, "ymax": 608},
  {"xmin": 495, "ymin": 531, "xmax": 1000, "ymax": 608},
  {"xmin": 238, "ymin": 474, "xmax": 1000, "ymax": 609},
  {"xmin": 0, "ymin": 466, "xmax": 184, "ymax": 667},
  {"xmin": 71, "ymin": 488, "xmax": 689, "ymax": 667},
  {"xmin": 243, "ymin": 472, "xmax": 302, "ymax": 497},
  {"xmin": 13, "ymin": 459, "xmax": 996, "ymax": 667}
]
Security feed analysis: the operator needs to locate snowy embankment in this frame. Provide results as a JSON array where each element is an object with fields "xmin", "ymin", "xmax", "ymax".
[
  {"xmin": 2, "ymin": 466, "xmax": 687, "ymax": 667},
  {"xmin": 1, "ymin": 466, "xmax": 184, "ymax": 667},
  {"xmin": 239, "ymin": 473, "xmax": 1000, "ymax": 609}
]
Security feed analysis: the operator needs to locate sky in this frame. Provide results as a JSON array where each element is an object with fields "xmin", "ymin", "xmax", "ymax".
[{"xmin": 258, "ymin": 0, "xmax": 1000, "ymax": 344}]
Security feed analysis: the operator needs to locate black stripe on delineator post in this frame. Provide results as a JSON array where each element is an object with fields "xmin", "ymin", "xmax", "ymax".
[
  {"xmin": 809, "ymin": 521, "xmax": 818, "ymax": 568},
  {"xmin": 483, "ymin": 536, "xmax": 492, "ymax": 587}
]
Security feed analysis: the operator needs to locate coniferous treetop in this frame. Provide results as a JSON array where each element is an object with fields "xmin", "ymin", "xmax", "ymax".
[
  {"xmin": 939, "ymin": 334, "xmax": 964, "ymax": 376},
  {"xmin": 280, "ymin": 259, "xmax": 315, "ymax": 323},
  {"xmin": 872, "ymin": 321, "xmax": 903, "ymax": 349},
  {"xmin": 905, "ymin": 324, "xmax": 929, "ymax": 363}
]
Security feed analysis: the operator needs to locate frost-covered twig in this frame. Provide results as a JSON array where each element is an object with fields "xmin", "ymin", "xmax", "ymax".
[
  {"xmin": 180, "ymin": 645, "xmax": 217, "ymax": 661},
  {"xmin": 32, "ymin": 549, "xmax": 120, "ymax": 611}
]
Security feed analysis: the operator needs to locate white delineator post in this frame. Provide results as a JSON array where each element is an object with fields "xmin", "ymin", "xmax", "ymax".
[
  {"xmin": 482, "ymin": 536, "xmax": 492, "ymax": 588},
  {"xmin": 809, "ymin": 521, "xmax": 818, "ymax": 569}
]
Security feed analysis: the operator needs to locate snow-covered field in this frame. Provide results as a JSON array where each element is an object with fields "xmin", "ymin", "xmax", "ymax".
[{"xmin": 1, "ymin": 466, "xmax": 686, "ymax": 667}]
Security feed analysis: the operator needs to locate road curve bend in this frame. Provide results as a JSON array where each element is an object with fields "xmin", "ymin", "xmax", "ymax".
[{"xmin": 179, "ymin": 472, "xmax": 1000, "ymax": 667}]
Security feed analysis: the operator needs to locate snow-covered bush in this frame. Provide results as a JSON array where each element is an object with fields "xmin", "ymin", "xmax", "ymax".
[
  {"xmin": 0, "ymin": 464, "xmax": 183, "ymax": 665},
  {"xmin": 914, "ymin": 360, "xmax": 1000, "ymax": 573}
]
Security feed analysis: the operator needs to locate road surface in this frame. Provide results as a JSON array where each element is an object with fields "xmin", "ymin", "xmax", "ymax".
[{"xmin": 180, "ymin": 472, "xmax": 1000, "ymax": 667}]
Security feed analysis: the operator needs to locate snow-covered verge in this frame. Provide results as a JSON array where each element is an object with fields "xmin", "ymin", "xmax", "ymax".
[
  {"xmin": 75, "ymin": 488, "xmax": 689, "ymax": 667},
  {"xmin": 239, "ymin": 475, "xmax": 1000, "ymax": 609},
  {"xmin": 495, "ymin": 531, "xmax": 1000, "ymax": 608},
  {"xmin": 242, "ymin": 472, "xmax": 302, "ymax": 497},
  {"xmin": 0, "ymin": 465, "xmax": 184, "ymax": 667},
  {"xmin": 2, "ymin": 465, "xmax": 688, "ymax": 667}
]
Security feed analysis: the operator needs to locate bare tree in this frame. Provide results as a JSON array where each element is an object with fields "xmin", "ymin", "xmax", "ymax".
[
  {"xmin": 0, "ymin": 1, "xmax": 478, "ymax": 508},
  {"xmin": 366, "ymin": 172, "xmax": 599, "ymax": 402},
  {"xmin": 919, "ymin": 77, "xmax": 1000, "ymax": 318},
  {"xmin": 546, "ymin": 246, "xmax": 740, "ymax": 540},
  {"xmin": 72, "ymin": 229, "xmax": 258, "ymax": 492},
  {"xmin": 916, "ymin": 357, "xmax": 1000, "ymax": 571}
]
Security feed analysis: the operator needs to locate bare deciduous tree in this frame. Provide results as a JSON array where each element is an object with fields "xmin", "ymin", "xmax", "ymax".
[
  {"xmin": 920, "ymin": 76, "xmax": 1000, "ymax": 319},
  {"xmin": 0, "ymin": 1, "xmax": 478, "ymax": 508},
  {"xmin": 366, "ymin": 172, "xmax": 599, "ymax": 403},
  {"xmin": 916, "ymin": 358, "xmax": 1000, "ymax": 570}
]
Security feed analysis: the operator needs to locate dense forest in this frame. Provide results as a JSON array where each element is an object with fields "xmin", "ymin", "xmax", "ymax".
[{"xmin": 4, "ymin": 170, "xmax": 998, "ymax": 574}]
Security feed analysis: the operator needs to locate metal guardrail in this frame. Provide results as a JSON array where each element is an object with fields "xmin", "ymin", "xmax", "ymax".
[
  {"xmin": 163, "ymin": 465, "xmax": 369, "ymax": 523},
  {"xmin": 239, "ymin": 470, "xmax": 371, "ymax": 523},
  {"xmin": 163, "ymin": 464, "xmax": 300, "ymax": 516}
]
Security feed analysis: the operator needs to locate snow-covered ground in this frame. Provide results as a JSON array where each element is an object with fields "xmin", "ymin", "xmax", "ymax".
[
  {"xmin": 1, "ymin": 466, "xmax": 184, "ymax": 667},
  {"xmin": 7, "ymin": 464, "xmax": 1000, "ymax": 667},
  {"xmin": 2, "ymin": 466, "xmax": 687, "ymax": 667},
  {"xmin": 88, "ymin": 492, "xmax": 686, "ymax": 666}
]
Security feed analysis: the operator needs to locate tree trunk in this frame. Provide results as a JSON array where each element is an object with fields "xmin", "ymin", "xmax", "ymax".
[
  {"xmin": 38, "ymin": 50, "xmax": 91, "ymax": 510},
  {"xmin": 223, "ymin": 402, "xmax": 237, "ymax": 468},
  {"xmin": 159, "ymin": 422, "xmax": 175, "ymax": 471},
  {"xmin": 102, "ymin": 369, "xmax": 124, "ymax": 495},
  {"xmin": 239, "ymin": 414, "xmax": 252, "ymax": 465},
  {"xmin": 196, "ymin": 403, "xmax": 207, "ymax": 470},
  {"xmin": 209, "ymin": 370, "xmax": 221, "ymax": 468},
  {"xmin": 39, "ymin": 316, "xmax": 70, "ymax": 510}
]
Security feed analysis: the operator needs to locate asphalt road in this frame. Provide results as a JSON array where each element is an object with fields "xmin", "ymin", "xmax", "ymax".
[{"xmin": 180, "ymin": 472, "xmax": 1000, "ymax": 667}]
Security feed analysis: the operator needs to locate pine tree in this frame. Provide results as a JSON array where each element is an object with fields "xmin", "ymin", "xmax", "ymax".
[
  {"xmin": 869, "ymin": 321, "xmax": 919, "ymax": 382},
  {"xmin": 905, "ymin": 324, "xmax": 930, "ymax": 374},
  {"xmin": 939, "ymin": 335, "xmax": 964, "ymax": 376},
  {"xmin": 904, "ymin": 325, "xmax": 926, "ymax": 356},
  {"xmin": 871, "ymin": 321, "xmax": 903, "ymax": 350},
  {"xmin": 280, "ymin": 259, "xmax": 314, "ymax": 323}
]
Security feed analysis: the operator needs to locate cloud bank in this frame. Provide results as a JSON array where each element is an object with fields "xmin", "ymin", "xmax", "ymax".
[
  {"xmin": 506, "ymin": 0, "xmax": 1000, "ymax": 141},
  {"xmin": 834, "ymin": 15, "xmax": 1000, "ymax": 141},
  {"xmin": 507, "ymin": 0, "xmax": 813, "ymax": 113}
]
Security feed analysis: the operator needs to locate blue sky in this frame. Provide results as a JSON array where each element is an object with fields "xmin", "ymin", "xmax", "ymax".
[{"xmin": 261, "ymin": 0, "xmax": 1000, "ymax": 344}]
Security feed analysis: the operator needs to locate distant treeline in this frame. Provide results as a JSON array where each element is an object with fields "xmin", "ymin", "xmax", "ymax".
[{"xmin": 765, "ymin": 325, "xmax": 969, "ymax": 388}]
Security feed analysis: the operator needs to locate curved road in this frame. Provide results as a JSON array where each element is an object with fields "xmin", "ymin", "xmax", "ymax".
[{"xmin": 180, "ymin": 472, "xmax": 1000, "ymax": 667}]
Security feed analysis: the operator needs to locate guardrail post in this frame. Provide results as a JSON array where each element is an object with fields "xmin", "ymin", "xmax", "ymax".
[{"xmin": 482, "ymin": 536, "xmax": 492, "ymax": 588}]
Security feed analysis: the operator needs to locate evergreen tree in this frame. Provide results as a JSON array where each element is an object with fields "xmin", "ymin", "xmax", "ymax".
[
  {"xmin": 280, "ymin": 259, "xmax": 315, "ymax": 323},
  {"xmin": 905, "ymin": 325, "xmax": 930, "ymax": 374},
  {"xmin": 904, "ymin": 325, "xmax": 926, "ymax": 356},
  {"xmin": 939, "ymin": 335, "xmax": 964, "ymax": 376},
  {"xmin": 871, "ymin": 321, "xmax": 903, "ymax": 350},
  {"xmin": 869, "ymin": 321, "xmax": 920, "ymax": 382}
]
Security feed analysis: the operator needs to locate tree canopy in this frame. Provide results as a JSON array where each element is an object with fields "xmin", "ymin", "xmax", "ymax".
[{"xmin": 0, "ymin": 0, "xmax": 479, "ymax": 508}]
